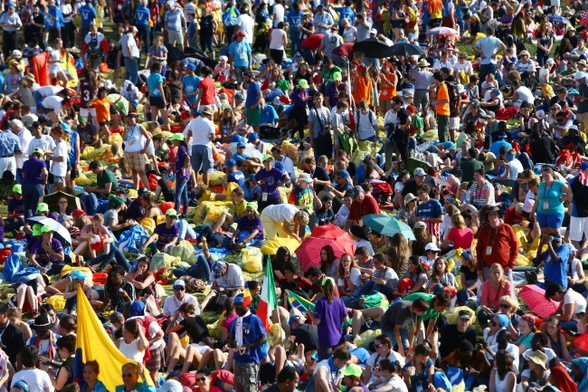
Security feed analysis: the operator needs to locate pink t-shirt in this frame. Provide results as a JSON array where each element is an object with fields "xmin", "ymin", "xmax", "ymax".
[
  {"xmin": 221, "ymin": 312, "xmax": 238, "ymax": 330},
  {"xmin": 447, "ymin": 227, "xmax": 474, "ymax": 250},
  {"xmin": 480, "ymin": 279, "xmax": 513, "ymax": 310}
]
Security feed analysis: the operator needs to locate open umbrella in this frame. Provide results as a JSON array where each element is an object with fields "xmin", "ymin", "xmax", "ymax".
[
  {"xmin": 549, "ymin": 15, "xmax": 570, "ymax": 24},
  {"xmin": 295, "ymin": 236, "xmax": 356, "ymax": 271},
  {"xmin": 26, "ymin": 216, "xmax": 72, "ymax": 246},
  {"xmin": 311, "ymin": 224, "xmax": 350, "ymax": 240},
  {"xmin": 332, "ymin": 42, "xmax": 354, "ymax": 59},
  {"xmin": 519, "ymin": 284, "xmax": 559, "ymax": 318},
  {"xmin": 382, "ymin": 43, "xmax": 425, "ymax": 57},
  {"xmin": 302, "ymin": 34, "xmax": 323, "ymax": 50},
  {"xmin": 362, "ymin": 214, "xmax": 417, "ymax": 240},
  {"xmin": 41, "ymin": 190, "xmax": 81, "ymax": 213},
  {"xmin": 426, "ymin": 27, "xmax": 458, "ymax": 36},
  {"xmin": 227, "ymin": 142, "xmax": 264, "ymax": 160},
  {"xmin": 353, "ymin": 38, "xmax": 391, "ymax": 59}
]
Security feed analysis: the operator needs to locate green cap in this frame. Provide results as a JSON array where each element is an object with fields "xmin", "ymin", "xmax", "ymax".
[
  {"xmin": 169, "ymin": 133, "xmax": 184, "ymax": 141},
  {"xmin": 37, "ymin": 203, "xmax": 49, "ymax": 213},
  {"xmin": 111, "ymin": 197, "xmax": 125, "ymax": 208},
  {"xmin": 332, "ymin": 72, "xmax": 342, "ymax": 82},
  {"xmin": 246, "ymin": 202, "xmax": 258, "ymax": 214},
  {"xmin": 12, "ymin": 184, "xmax": 22, "ymax": 194},
  {"xmin": 79, "ymin": 116, "xmax": 88, "ymax": 123},
  {"xmin": 166, "ymin": 208, "xmax": 178, "ymax": 217},
  {"xmin": 298, "ymin": 79, "xmax": 309, "ymax": 89},
  {"xmin": 32, "ymin": 148, "xmax": 44, "ymax": 157},
  {"xmin": 41, "ymin": 224, "xmax": 54, "ymax": 233},
  {"xmin": 32, "ymin": 223, "xmax": 43, "ymax": 236},
  {"xmin": 342, "ymin": 364, "xmax": 363, "ymax": 378},
  {"xmin": 263, "ymin": 154, "xmax": 274, "ymax": 162}
]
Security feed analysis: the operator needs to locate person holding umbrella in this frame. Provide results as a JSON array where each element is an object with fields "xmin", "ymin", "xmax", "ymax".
[{"xmin": 30, "ymin": 225, "xmax": 65, "ymax": 276}]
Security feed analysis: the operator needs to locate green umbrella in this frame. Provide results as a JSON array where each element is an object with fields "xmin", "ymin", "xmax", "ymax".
[{"xmin": 362, "ymin": 214, "xmax": 416, "ymax": 241}]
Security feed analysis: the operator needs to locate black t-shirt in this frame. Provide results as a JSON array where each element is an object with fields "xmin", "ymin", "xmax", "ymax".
[
  {"xmin": 381, "ymin": 300, "xmax": 414, "ymax": 333},
  {"xmin": 179, "ymin": 316, "xmax": 210, "ymax": 343},
  {"xmin": 459, "ymin": 265, "xmax": 478, "ymax": 289},
  {"xmin": 56, "ymin": 356, "xmax": 75, "ymax": 392},
  {"xmin": 0, "ymin": 322, "xmax": 25, "ymax": 367},
  {"xmin": 291, "ymin": 324, "xmax": 319, "ymax": 351},
  {"xmin": 529, "ymin": 134, "xmax": 556, "ymax": 164},
  {"xmin": 125, "ymin": 200, "xmax": 145, "ymax": 221},
  {"xmin": 280, "ymin": 280, "xmax": 311, "ymax": 301},
  {"xmin": 438, "ymin": 325, "xmax": 477, "ymax": 359},
  {"xmin": 571, "ymin": 176, "xmax": 588, "ymax": 218},
  {"xmin": 397, "ymin": 108, "xmax": 410, "ymax": 128},
  {"xmin": 306, "ymin": 166, "xmax": 330, "ymax": 193}
]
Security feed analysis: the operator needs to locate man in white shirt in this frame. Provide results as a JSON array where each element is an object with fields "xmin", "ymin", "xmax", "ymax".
[
  {"xmin": 200, "ymin": 261, "xmax": 245, "ymax": 310},
  {"xmin": 186, "ymin": 106, "xmax": 215, "ymax": 187},
  {"xmin": 235, "ymin": 5, "xmax": 254, "ymax": 44},
  {"xmin": 272, "ymin": 0, "xmax": 284, "ymax": 28},
  {"xmin": 120, "ymin": 26, "xmax": 140, "ymax": 85},
  {"xmin": 271, "ymin": 146, "xmax": 296, "ymax": 183},
  {"xmin": 162, "ymin": 280, "xmax": 201, "ymax": 319},
  {"xmin": 10, "ymin": 120, "xmax": 32, "ymax": 178}
]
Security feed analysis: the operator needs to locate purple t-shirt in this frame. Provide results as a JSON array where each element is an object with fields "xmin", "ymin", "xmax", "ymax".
[
  {"xmin": 22, "ymin": 157, "xmax": 47, "ymax": 185},
  {"xmin": 236, "ymin": 216, "xmax": 264, "ymax": 240},
  {"xmin": 175, "ymin": 145, "xmax": 190, "ymax": 180},
  {"xmin": 7, "ymin": 197, "xmax": 23, "ymax": 215},
  {"xmin": 254, "ymin": 168, "xmax": 286, "ymax": 199},
  {"xmin": 314, "ymin": 296, "xmax": 347, "ymax": 346},
  {"xmin": 31, "ymin": 238, "xmax": 64, "ymax": 265},
  {"xmin": 154, "ymin": 222, "xmax": 180, "ymax": 248}
]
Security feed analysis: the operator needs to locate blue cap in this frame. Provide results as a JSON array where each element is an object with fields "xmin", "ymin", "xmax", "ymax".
[
  {"xmin": 249, "ymin": 174, "xmax": 256, "ymax": 182},
  {"xmin": 234, "ymin": 296, "xmax": 244, "ymax": 304},
  {"xmin": 288, "ymin": 315, "xmax": 301, "ymax": 325},
  {"xmin": 60, "ymin": 122, "xmax": 71, "ymax": 133},
  {"xmin": 184, "ymin": 63, "xmax": 196, "ymax": 70},
  {"xmin": 70, "ymin": 270, "xmax": 87, "ymax": 280},
  {"xmin": 129, "ymin": 300, "xmax": 145, "ymax": 317},
  {"xmin": 497, "ymin": 134, "xmax": 507, "ymax": 139},
  {"xmin": 225, "ymin": 158, "xmax": 236, "ymax": 167},
  {"xmin": 247, "ymin": 132, "xmax": 259, "ymax": 142},
  {"xmin": 581, "ymin": 162, "xmax": 588, "ymax": 171},
  {"xmin": 311, "ymin": 352, "xmax": 319, "ymax": 361},
  {"xmin": 13, "ymin": 381, "xmax": 30, "ymax": 392},
  {"xmin": 237, "ymin": 142, "xmax": 246, "ymax": 148},
  {"xmin": 496, "ymin": 313, "xmax": 511, "ymax": 328},
  {"xmin": 339, "ymin": 169, "xmax": 350, "ymax": 178},
  {"xmin": 274, "ymin": 161, "xmax": 285, "ymax": 171},
  {"xmin": 6, "ymin": 2, "xmax": 16, "ymax": 8},
  {"xmin": 443, "ymin": 141, "xmax": 456, "ymax": 149},
  {"xmin": 491, "ymin": 88, "xmax": 500, "ymax": 96}
]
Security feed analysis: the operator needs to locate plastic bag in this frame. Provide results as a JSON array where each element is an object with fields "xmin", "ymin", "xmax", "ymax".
[
  {"xmin": 3, "ymin": 254, "xmax": 22, "ymax": 282},
  {"xmin": 118, "ymin": 225, "xmax": 150, "ymax": 254},
  {"xmin": 75, "ymin": 172, "xmax": 94, "ymax": 186},
  {"xmin": 260, "ymin": 238, "xmax": 300, "ymax": 256},
  {"xmin": 353, "ymin": 329, "xmax": 381, "ymax": 348},
  {"xmin": 241, "ymin": 247, "xmax": 263, "ymax": 273},
  {"xmin": 141, "ymin": 218, "xmax": 156, "ymax": 236},
  {"xmin": 150, "ymin": 253, "xmax": 181, "ymax": 271},
  {"xmin": 444, "ymin": 306, "xmax": 477, "ymax": 325},
  {"xmin": 169, "ymin": 240, "xmax": 196, "ymax": 264}
]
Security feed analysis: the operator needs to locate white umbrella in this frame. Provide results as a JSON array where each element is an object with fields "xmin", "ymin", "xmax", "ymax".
[
  {"xmin": 227, "ymin": 142, "xmax": 264, "ymax": 160},
  {"xmin": 27, "ymin": 216, "xmax": 72, "ymax": 246}
]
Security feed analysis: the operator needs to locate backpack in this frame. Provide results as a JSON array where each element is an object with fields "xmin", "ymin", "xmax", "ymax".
[
  {"xmin": 446, "ymin": 82, "xmax": 460, "ymax": 117},
  {"xmin": 222, "ymin": 7, "xmax": 237, "ymax": 27}
]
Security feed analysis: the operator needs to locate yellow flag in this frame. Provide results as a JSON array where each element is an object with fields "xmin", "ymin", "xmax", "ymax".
[{"xmin": 75, "ymin": 286, "xmax": 154, "ymax": 391}]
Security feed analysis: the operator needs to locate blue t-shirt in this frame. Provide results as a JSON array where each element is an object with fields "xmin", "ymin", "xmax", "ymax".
[
  {"xmin": 260, "ymin": 105, "xmax": 278, "ymax": 125},
  {"xmin": 80, "ymin": 3, "xmax": 97, "ymax": 24},
  {"xmin": 286, "ymin": 10, "xmax": 304, "ymax": 32},
  {"xmin": 537, "ymin": 180, "xmax": 565, "ymax": 215},
  {"xmin": 135, "ymin": 6, "xmax": 150, "ymax": 25},
  {"xmin": 416, "ymin": 199, "xmax": 443, "ymax": 220},
  {"xmin": 228, "ymin": 170, "xmax": 246, "ymax": 188},
  {"xmin": 182, "ymin": 75, "xmax": 202, "ymax": 102},
  {"xmin": 230, "ymin": 313, "xmax": 269, "ymax": 364},
  {"xmin": 228, "ymin": 41, "xmax": 252, "ymax": 68},
  {"xmin": 232, "ymin": 153, "xmax": 250, "ymax": 161},
  {"xmin": 542, "ymin": 243, "xmax": 571, "ymax": 288},
  {"xmin": 147, "ymin": 73, "xmax": 164, "ymax": 97},
  {"xmin": 334, "ymin": 6, "xmax": 355, "ymax": 26},
  {"xmin": 490, "ymin": 140, "xmax": 512, "ymax": 157},
  {"xmin": 246, "ymin": 82, "xmax": 262, "ymax": 110}
]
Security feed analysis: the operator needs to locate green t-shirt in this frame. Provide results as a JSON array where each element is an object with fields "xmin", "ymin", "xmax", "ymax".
[
  {"xmin": 321, "ymin": 65, "xmax": 342, "ymax": 88},
  {"xmin": 97, "ymin": 169, "xmax": 119, "ymax": 191},
  {"xmin": 404, "ymin": 292, "xmax": 439, "ymax": 322}
]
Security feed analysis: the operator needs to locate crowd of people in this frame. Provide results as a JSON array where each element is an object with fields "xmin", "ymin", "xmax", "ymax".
[{"xmin": 3, "ymin": 0, "xmax": 588, "ymax": 392}]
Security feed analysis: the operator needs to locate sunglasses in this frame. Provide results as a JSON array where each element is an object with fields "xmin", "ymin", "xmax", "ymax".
[
  {"xmin": 374, "ymin": 344, "xmax": 384, "ymax": 349},
  {"xmin": 122, "ymin": 373, "xmax": 134, "ymax": 378},
  {"xmin": 500, "ymin": 303, "xmax": 511, "ymax": 308},
  {"xmin": 59, "ymin": 201, "xmax": 68, "ymax": 204},
  {"xmin": 197, "ymin": 377, "xmax": 207, "ymax": 382},
  {"xmin": 173, "ymin": 287, "xmax": 185, "ymax": 291}
]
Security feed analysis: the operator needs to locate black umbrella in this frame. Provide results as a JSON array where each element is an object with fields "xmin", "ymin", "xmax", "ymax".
[
  {"xmin": 41, "ymin": 190, "xmax": 81, "ymax": 213},
  {"xmin": 167, "ymin": 46, "xmax": 185, "ymax": 63},
  {"xmin": 382, "ymin": 43, "xmax": 426, "ymax": 58},
  {"xmin": 352, "ymin": 38, "xmax": 391, "ymax": 59}
]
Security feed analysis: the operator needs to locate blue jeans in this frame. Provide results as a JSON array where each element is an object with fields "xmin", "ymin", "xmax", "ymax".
[
  {"xmin": 80, "ymin": 192, "xmax": 98, "ymax": 215},
  {"xmin": 356, "ymin": 280, "xmax": 395, "ymax": 300},
  {"xmin": 381, "ymin": 328, "xmax": 410, "ymax": 353},
  {"xmin": 479, "ymin": 63, "xmax": 497, "ymax": 88},
  {"xmin": 22, "ymin": 183, "xmax": 43, "ymax": 218},
  {"xmin": 178, "ymin": 219, "xmax": 197, "ymax": 241},
  {"xmin": 136, "ymin": 24, "xmax": 150, "ymax": 53},
  {"xmin": 289, "ymin": 31, "xmax": 301, "ymax": 54},
  {"xmin": 175, "ymin": 177, "xmax": 189, "ymax": 215},
  {"xmin": 173, "ymin": 254, "xmax": 212, "ymax": 282},
  {"xmin": 124, "ymin": 57, "xmax": 139, "ymax": 85},
  {"xmin": 88, "ymin": 246, "xmax": 131, "ymax": 271}
]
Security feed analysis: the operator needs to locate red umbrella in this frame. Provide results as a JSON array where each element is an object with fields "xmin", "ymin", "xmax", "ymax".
[
  {"xmin": 519, "ymin": 284, "xmax": 560, "ymax": 319},
  {"xmin": 332, "ymin": 43, "xmax": 354, "ymax": 58},
  {"xmin": 302, "ymin": 34, "xmax": 323, "ymax": 50},
  {"xmin": 295, "ymin": 236, "xmax": 356, "ymax": 271},
  {"xmin": 311, "ymin": 224, "xmax": 350, "ymax": 240}
]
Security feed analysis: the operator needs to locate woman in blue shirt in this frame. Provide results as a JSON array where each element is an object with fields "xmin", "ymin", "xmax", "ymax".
[
  {"xmin": 146, "ymin": 62, "xmax": 169, "ymax": 130},
  {"xmin": 530, "ymin": 165, "xmax": 570, "ymax": 243},
  {"xmin": 403, "ymin": 344, "xmax": 435, "ymax": 392}
]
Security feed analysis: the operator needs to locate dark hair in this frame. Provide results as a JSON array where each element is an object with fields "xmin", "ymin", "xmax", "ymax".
[
  {"xmin": 201, "ymin": 66, "xmax": 212, "ymax": 76},
  {"xmin": 56, "ymin": 334, "xmax": 76, "ymax": 353},
  {"xmin": 21, "ymin": 345, "xmax": 40, "ymax": 367},
  {"xmin": 433, "ymin": 71, "xmax": 444, "ymax": 82},
  {"xmin": 59, "ymin": 315, "xmax": 76, "ymax": 331},
  {"xmin": 124, "ymin": 319, "xmax": 140, "ymax": 335},
  {"xmin": 307, "ymin": 266, "xmax": 322, "ymax": 278},
  {"xmin": 414, "ymin": 343, "xmax": 432, "ymax": 357},
  {"xmin": 332, "ymin": 347, "xmax": 352, "ymax": 361},
  {"xmin": 283, "ymin": 262, "xmax": 298, "ymax": 274},
  {"xmin": 89, "ymin": 160, "xmax": 101, "ymax": 170},
  {"xmin": 435, "ymin": 292, "xmax": 451, "ymax": 307},
  {"xmin": 248, "ymin": 281, "xmax": 260, "ymax": 291},
  {"xmin": 277, "ymin": 366, "xmax": 298, "ymax": 383},
  {"xmin": 85, "ymin": 360, "xmax": 100, "ymax": 374},
  {"xmin": 545, "ymin": 283, "xmax": 565, "ymax": 300},
  {"xmin": 195, "ymin": 368, "xmax": 211, "ymax": 376},
  {"xmin": 460, "ymin": 340, "xmax": 474, "ymax": 353}
]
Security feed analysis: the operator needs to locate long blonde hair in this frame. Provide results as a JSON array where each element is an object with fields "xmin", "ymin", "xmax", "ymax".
[{"xmin": 490, "ymin": 263, "xmax": 508, "ymax": 288}]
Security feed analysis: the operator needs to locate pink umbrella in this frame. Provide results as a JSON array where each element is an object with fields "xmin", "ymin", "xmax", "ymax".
[
  {"xmin": 311, "ymin": 224, "xmax": 350, "ymax": 241},
  {"xmin": 302, "ymin": 34, "xmax": 323, "ymax": 50},
  {"xmin": 295, "ymin": 236, "xmax": 356, "ymax": 272},
  {"xmin": 519, "ymin": 284, "xmax": 560, "ymax": 319}
]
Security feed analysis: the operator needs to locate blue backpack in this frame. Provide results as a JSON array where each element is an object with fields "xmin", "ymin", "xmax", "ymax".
[{"xmin": 222, "ymin": 7, "xmax": 238, "ymax": 27}]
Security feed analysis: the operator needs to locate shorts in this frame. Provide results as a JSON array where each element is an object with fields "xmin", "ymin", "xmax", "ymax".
[
  {"xmin": 52, "ymin": 175, "xmax": 65, "ymax": 184},
  {"xmin": 569, "ymin": 216, "xmax": 588, "ymax": 242},
  {"xmin": 126, "ymin": 151, "xmax": 146, "ymax": 172},
  {"xmin": 49, "ymin": 64, "xmax": 62, "ymax": 74},
  {"xmin": 79, "ymin": 107, "xmax": 97, "ymax": 118},
  {"xmin": 98, "ymin": 122, "xmax": 109, "ymax": 127},
  {"xmin": 167, "ymin": 31, "xmax": 184, "ymax": 46},
  {"xmin": 191, "ymin": 144, "xmax": 213, "ymax": 173},
  {"xmin": 145, "ymin": 344, "xmax": 165, "ymax": 372},
  {"xmin": 449, "ymin": 117, "xmax": 460, "ymax": 130},
  {"xmin": 246, "ymin": 108, "xmax": 261, "ymax": 127},
  {"xmin": 149, "ymin": 95, "xmax": 166, "ymax": 109},
  {"xmin": 536, "ymin": 212, "xmax": 564, "ymax": 230},
  {"xmin": 40, "ymin": 105, "xmax": 54, "ymax": 114}
]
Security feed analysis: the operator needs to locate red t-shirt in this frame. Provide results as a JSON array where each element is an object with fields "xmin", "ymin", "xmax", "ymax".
[
  {"xmin": 199, "ymin": 77, "xmax": 216, "ymax": 106},
  {"xmin": 447, "ymin": 227, "xmax": 474, "ymax": 250},
  {"xmin": 347, "ymin": 194, "xmax": 381, "ymax": 223}
]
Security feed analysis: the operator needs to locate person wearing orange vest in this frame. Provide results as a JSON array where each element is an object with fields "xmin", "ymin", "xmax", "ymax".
[{"xmin": 433, "ymin": 72, "xmax": 450, "ymax": 143}]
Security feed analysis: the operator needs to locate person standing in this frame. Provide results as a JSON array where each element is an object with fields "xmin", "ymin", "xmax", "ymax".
[
  {"xmin": 472, "ymin": 27, "xmax": 506, "ymax": 87},
  {"xmin": 122, "ymin": 112, "xmax": 151, "ymax": 190},
  {"xmin": 234, "ymin": 5, "xmax": 254, "ymax": 45},
  {"xmin": 0, "ymin": 3, "xmax": 23, "ymax": 58},
  {"xmin": 433, "ymin": 72, "xmax": 450, "ymax": 143},
  {"xmin": 164, "ymin": 1, "xmax": 186, "ymax": 49},
  {"xmin": 476, "ymin": 204, "xmax": 518, "ymax": 284},
  {"xmin": 120, "ymin": 26, "xmax": 140, "ymax": 85},
  {"xmin": 569, "ymin": 161, "xmax": 588, "ymax": 257},
  {"xmin": 22, "ymin": 148, "xmax": 47, "ymax": 218},
  {"xmin": 186, "ymin": 106, "xmax": 215, "ymax": 188},
  {"xmin": 308, "ymin": 93, "xmax": 332, "ymax": 159},
  {"xmin": 244, "ymin": 72, "xmax": 262, "ymax": 135},
  {"xmin": 228, "ymin": 31, "xmax": 252, "ymax": 84},
  {"xmin": 229, "ymin": 295, "xmax": 268, "ymax": 392},
  {"xmin": 10, "ymin": 120, "xmax": 32, "ymax": 181}
]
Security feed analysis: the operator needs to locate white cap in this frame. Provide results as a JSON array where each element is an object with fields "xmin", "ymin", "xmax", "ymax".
[
  {"xmin": 370, "ymin": 28, "xmax": 377, "ymax": 35},
  {"xmin": 527, "ymin": 63, "xmax": 536, "ymax": 72},
  {"xmin": 298, "ymin": 174, "xmax": 314, "ymax": 184},
  {"xmin": 413, "ymin": 167, "xmax": 427, "ymax": 177},
  {"xmin": 425, "ymin": 243, "xmax": 441, "ymax": 252},
  {"xmin": 575, "ymin": 72, "xmax": 587, "ymax": 80}
]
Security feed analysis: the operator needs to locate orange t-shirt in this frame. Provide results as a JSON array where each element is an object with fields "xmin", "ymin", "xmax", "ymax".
[
  {"xmin": 435, "ymin": 83, "xmax": 450, "ymax": 117},
  {"xmin": 351, "ymin": 74, "xmax": 372, "ymax": 106},
  {"xmin": 379, "ymin": 72, "xmax": 397, "ymax": 101},
  {"xmin": 91, "ymin": 98, "xmax": 112, "ymax": 123}
]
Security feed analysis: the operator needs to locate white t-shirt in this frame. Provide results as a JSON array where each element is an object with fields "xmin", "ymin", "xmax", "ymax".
[
  {"xmin": 263, "ymin": 204, "xmax": 299, "ymax": 223},
  {"xmin": 342, "ymin": 26, "xmax": 357, "ymax": 43},
  {"xmin": 60, "ymin": 4, "xmax": 73, "ymax": 23},
  {"xmin": 353, "ymin": 238, "xmax": 375, "ymax": 256},
  {"xmin": 564, "ymin": 288, "xmax": 587, "ymax": 314},
  {"xmin": 16, "ymin": 129, "xmax": 33, "ymax": 169},
  {"xmin": 36, "ymin": 85, "xmax": 63, "ymax": 98},
  {"xmin": 210, "ymin": 263, "xmax": 245, "ymax": 289},
  {"xmin": 41, "ymin": 96, "xmax": 63, "ymax": 113},
  {"xmin": 28, "ymin": 136, "xmax": 56, "ymax": 156},
  {"xmin": 187, "ymin": 117, "xmax": 215, "ymax": 147},
  {"xmin": 337, "ymin": 267, "xmax": 362, "ymax": 289},
  {"xmin": 184, "ymin": 2, "xmax": 196, "ymax": 23},
  {"xmin": 366, "ymin": 349, "xmax": 405, "ymax": 369},
  {"xmin": 12, "ymin": 369, "xmax": 54, "ymax": 392},
  {"xmin": 490, "ymin": 342, "xmax": 519, "ymax": 372},
  {"xmin": 356, "ymin": 110, "xmax": 377, "ymax": 140},
  {"xmin": 162, "ymin": 293, "xmax": 201, "ymax": 318},
  {"xmin": 269, "ymin": 28, "xmax": 286, "ymax": 50},
  {"xmin": 522, "ymin": 348, "xmax": 557, "ymax": 368},
  {"xmin": 272, "ymin": 3, "xmax": 284, "ymax": 27},
  {"xmin": 51, "ymin": 140, "xmax": 68, "ymax": 177},
  {"xmin": 236, "ymin": 14, "xmax": 255, "ymax": 44},
  {"xmin": 515, "ymin": 86, "xmax": 534, "ymax": 105}
]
